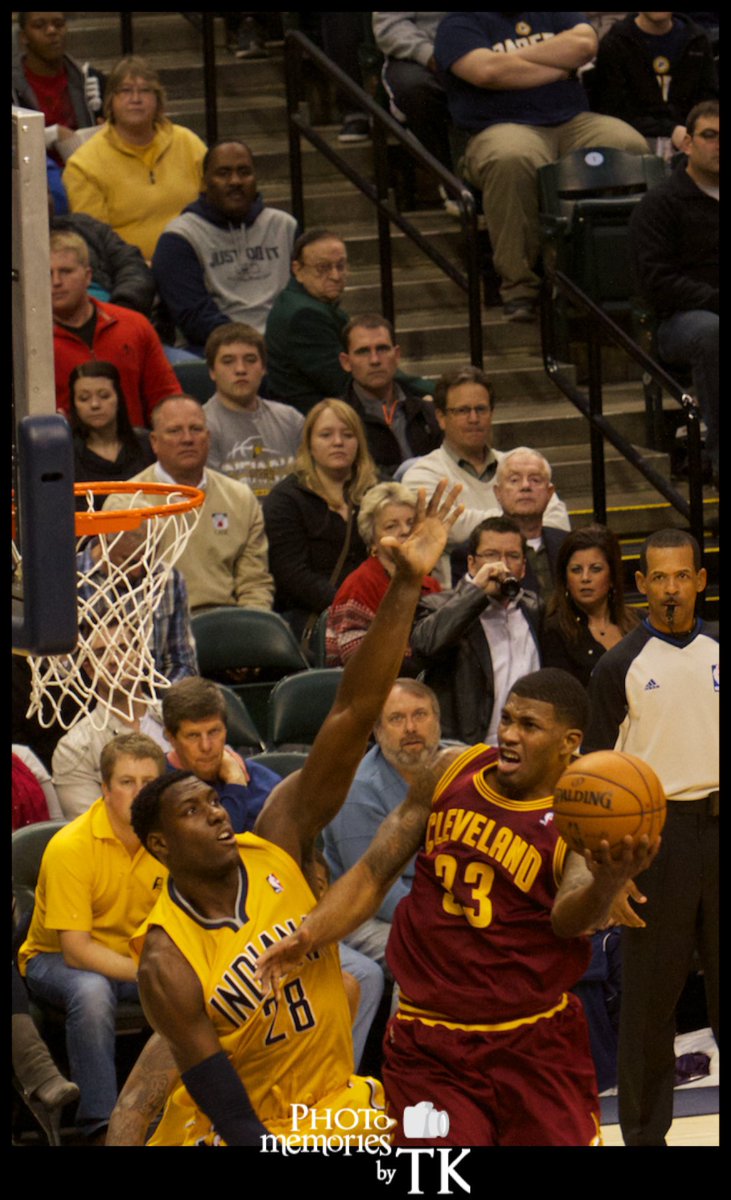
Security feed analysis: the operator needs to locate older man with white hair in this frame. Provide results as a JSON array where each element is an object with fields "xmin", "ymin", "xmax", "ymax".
[{"xmin": 494, "ymin": 446, "xmax": 569, "ymax": 600}]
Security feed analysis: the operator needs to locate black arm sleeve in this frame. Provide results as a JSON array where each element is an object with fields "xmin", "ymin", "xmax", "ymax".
[{"xmin": 181, "ymin": 1051, "xmax": 269, "ymax": 1147}]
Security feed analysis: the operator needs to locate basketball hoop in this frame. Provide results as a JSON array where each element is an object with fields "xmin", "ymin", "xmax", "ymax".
[{"xmin": 18, "ymin": 481, "xmax": 205, "ymax": 731}]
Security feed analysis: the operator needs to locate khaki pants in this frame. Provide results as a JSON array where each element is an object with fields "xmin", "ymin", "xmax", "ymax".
[{"xmin": 463, "ymin": 112, "xmax": 650, "ymax": 304}]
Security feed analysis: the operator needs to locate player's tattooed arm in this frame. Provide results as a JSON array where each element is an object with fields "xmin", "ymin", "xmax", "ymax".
[
  {"xmin": 106, "ymin": 1032, "xmax": 178, "ymax": 1145},
  {"xmin": 256, "ymin": 747, "xmax": 461, "ymax": 995}
]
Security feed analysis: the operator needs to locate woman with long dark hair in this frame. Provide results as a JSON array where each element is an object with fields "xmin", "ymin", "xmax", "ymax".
[
  {"xmin": 68, "ymin": 361, "xmax": 154, "ymax": 507},
  {"xmin": 541, "ymin": 523, "xmax": 639, "ymax": 688}
]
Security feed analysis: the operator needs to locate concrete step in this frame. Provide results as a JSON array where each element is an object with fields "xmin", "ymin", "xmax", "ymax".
[
  {"xmin": 532, "ymin": 442, "xmax": 672, "ymax": 500},
  {"xmin": 199, "ymin": 127, "xmax": 378, "ymax": 187},
  {"xmin": 66, "ymin": 13, "xmax": 233, "ymax": 61},
  {"xmin": 490, "ymin": 389, "xmax": 651, "ymax": 451},
  {"xmin": 395, "ymin": 311, "xmax": 540, "ymax": 358},
  {"xmin": 141, "ymin": 54, "xmax": 287, "ymax": 99},
  {"xmin": 342, "ymin": 218, "xmax": 468, "ymax": 271},
  {"xmin": 168, "ymin": 92, "xmax": 289, "ymax": 139},
  {"xmin": 566, "ymin": 489, "xmax": 718, "ymax": 534},
  {"xmin": 401, "ymin": 351, "xmax": 570, "ymax": 402}
]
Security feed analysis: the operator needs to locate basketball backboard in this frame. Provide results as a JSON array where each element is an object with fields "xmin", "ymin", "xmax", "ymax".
[{"xmin": 12, "ymin": 106, "xmax": 77, "ymax": 654}]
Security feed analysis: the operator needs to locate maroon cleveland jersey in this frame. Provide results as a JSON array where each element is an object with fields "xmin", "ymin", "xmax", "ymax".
[{"xmin": 387, "ymin": 744, "xmax": 591, "ymax": 1024}]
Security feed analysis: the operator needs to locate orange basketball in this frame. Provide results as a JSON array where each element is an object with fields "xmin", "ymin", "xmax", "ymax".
[{"xmin": 553, "ymin": 750, "xmax": 666, "ymax": 857}]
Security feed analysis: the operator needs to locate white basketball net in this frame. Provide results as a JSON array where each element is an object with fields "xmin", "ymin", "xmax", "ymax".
[{"xmin": 23, "ymin": 485, "xmax": 203, "ymax": 731}]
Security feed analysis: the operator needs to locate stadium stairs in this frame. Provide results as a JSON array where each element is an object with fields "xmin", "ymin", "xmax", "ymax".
[{"xmin": 66, "ymin": 13, "xmax": 718, "ymax": 616}]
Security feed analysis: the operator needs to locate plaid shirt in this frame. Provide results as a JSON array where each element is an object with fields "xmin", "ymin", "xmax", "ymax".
[{"xmin": 77, "ymin": 544, "xmax": 198, "ymax": 684}]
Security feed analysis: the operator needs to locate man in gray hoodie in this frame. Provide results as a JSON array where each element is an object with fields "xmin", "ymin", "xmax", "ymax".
[{"xmin": 152, "ymin": 139, "xmax": 298, "ymax": 355}]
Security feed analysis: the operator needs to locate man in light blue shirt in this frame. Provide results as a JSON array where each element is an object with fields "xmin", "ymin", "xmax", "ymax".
[{"xmin": 323, "ymin": 678, "xmax": 443, "ymax": 968}]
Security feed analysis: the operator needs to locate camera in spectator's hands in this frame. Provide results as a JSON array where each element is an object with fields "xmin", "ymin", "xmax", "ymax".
[{"xmin": 499, "ymin": 575, "xmax": 521, "ymax": 600}]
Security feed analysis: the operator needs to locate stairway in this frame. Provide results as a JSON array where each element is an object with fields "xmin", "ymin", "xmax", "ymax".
[{"xmin": 65, "ymin": 13, "xmax": 718, "ymax": 609}]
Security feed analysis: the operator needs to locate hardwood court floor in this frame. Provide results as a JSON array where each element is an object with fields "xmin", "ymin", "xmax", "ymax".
[
  {"xmin": 602, "ymin": 1113, "xmax": 719, "ymax": 1146},
  {"xmin": 601, "ymin": 1028, "xmax": 719, "ymax": 1147}
]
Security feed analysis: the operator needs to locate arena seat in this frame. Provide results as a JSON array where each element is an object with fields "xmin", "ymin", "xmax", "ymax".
[
  {"xmin": 191, "ymin": 607, "xmax": 311, "ymax": 738},
  {"xmin": 538, "ymin": 147, "xmax": 668, "ymax": 320},
  {"xmin": 267, "ymin": 668, "xmax": 344, "ymax": 750}
]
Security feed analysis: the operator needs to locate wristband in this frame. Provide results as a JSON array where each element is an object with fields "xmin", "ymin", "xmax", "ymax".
[{"xmin": 181, "ymin": 1051, "xmax": 268, "ymax": 1146}]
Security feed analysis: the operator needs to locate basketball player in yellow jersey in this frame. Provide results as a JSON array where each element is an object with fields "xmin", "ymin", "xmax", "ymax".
[{"xmin": 109, "ymin": 480, "xmax": 464, "ymax": 1147}]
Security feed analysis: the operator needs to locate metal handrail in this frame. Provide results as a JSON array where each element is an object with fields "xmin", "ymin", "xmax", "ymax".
[
  {"xmin": 541, "ymin": 270, "xmax": 706, "ymax": 554},
  {"xmin": 284, "ymin": 29, "xmax": 484, "ymax": 367}
]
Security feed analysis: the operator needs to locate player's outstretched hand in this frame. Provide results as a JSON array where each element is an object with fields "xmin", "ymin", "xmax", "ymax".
[
  {"xmin": 382, "ymin": 480, "xmax": 464, "ymax": 582},
  {"xmin": 256, "ymin": 923, "xmax": 314, "ymax": 999},
  {"xmin": 605, "ymin": 879, "xmax": 649, "ymax": 929}
]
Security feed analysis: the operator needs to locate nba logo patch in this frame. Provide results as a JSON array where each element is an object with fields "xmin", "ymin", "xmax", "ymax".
[
  {"xmin": 212, "ymin": 512, "xmax": 229, "ymax": 532},
  {"xmin": 266, "ymin": 873, "xmax": 283, "ymax": 893},
  {"xmin": 712, "ymin": 664, "xmax": 719, "ymax": 692}
]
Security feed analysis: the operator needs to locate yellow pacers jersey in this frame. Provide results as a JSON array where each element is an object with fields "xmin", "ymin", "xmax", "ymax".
[{"xmin": 131, "ymin": 833, "xmax": 386, "ymax": 1146}]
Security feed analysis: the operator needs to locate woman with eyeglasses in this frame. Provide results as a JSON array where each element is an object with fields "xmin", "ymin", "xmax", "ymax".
[{"xmin": 63, "ymin": 55, "xmax": 206, "ymax": 262}]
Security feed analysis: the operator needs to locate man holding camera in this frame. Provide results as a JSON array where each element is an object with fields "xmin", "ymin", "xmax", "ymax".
[{"xmin": 408, "ymin": 516, "xmax": 541, "ymax": 746}]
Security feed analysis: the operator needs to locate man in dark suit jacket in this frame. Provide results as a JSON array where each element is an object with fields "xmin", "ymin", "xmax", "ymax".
[
  {"xmin": 410, "ymin": 517, "xmax": 542, "ymax": 746},
  {"xmin": 493, "ymin": 447, "xmax": 569, "ymax": 600},
  {"xmin": 339, "ymin": 314, "xmax": 441, "ymax": 477}
]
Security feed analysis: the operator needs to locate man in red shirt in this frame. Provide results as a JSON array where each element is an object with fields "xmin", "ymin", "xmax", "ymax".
[
  {"xmin": 51, "ymin": 230, "xmax": 180, "ymax": 427},
  {"xmin": 12, "ymin": 12, "xmax": 105, "ymax": 164}
]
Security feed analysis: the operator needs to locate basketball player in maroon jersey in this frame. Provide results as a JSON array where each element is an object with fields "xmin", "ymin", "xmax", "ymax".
[{"xmin": 257, "ymin": 667, "xmax": 658, "ymax": 1146}]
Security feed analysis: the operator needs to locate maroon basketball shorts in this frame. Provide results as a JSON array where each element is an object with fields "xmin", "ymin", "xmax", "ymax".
[{"xmin": 382, "ymin": 992, "xmax": 601, "ymax": 1146}]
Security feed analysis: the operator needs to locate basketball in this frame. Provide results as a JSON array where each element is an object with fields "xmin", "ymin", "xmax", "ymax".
[{"xmin": 553, "ymin": 750, "xmax": 666, "ymax": 857}]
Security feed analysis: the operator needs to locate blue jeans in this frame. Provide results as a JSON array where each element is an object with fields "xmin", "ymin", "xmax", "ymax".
[
  {"xmin": 25, "ymin": 953, "xmax": 139, "ymax": 1133},
  {"xmin": 163, "ymin": 344, "xmax": 204, "ymax": 365},
  {"xmin": 338, "ymin": 943, "xmax": 384, "ymax": 1071},
  {"xmin": 657, "ymin": 309, "xmax": 719, "ymax": 470}
]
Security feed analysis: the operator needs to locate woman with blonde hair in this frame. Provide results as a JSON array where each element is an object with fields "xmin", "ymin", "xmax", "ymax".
[
  {"xmin": 63, "ymin": 55, "xmax": 206, "ymax": 261},
  {"xmin": 263, "ymin": 399, "xmax": 379, "ymax": 641},
  {"xmin": 325, "ymin": 481, "xmax": 441, "ymax": 667}
]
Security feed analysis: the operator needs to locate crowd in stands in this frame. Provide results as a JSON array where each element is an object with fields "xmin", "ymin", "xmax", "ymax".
[{"xmin": 12, "ymin": 12, "xmax": 717, "ymax": 1150}]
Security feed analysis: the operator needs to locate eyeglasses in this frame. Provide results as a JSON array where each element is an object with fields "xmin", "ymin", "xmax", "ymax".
[
  {"xmin": 445, "ymin": 405, "xmax": 491, "ymax": 418},
  {"xmin": 301, "ymin": 259, "xmax": 349, "ymax": 278},
  {"xmin": 694, "ymin": 128, "xmax": 719, "ymax": 141}
]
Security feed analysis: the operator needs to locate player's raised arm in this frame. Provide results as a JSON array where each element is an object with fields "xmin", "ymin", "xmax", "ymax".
[
  {"xmin": 135, "ymin": 926, "xmax": 268, "ymax": 1146},
  {"xmin": 256, "ymin": 747, "xmax": 462, "ymax": 996},
  {"xmin": 255, "ymin": 482, "xmax": 463, "ymax": 863}
]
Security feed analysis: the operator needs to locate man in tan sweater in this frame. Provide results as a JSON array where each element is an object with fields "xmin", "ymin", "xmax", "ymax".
[{"xmin": 120, "ymin": 395, "xmax": 273, "ymax": 612}]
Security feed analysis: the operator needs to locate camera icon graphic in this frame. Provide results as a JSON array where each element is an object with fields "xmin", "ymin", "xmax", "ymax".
[{"xmin": 403, "ymin": 1100, "xmax": 450, "ymax": 1139}]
